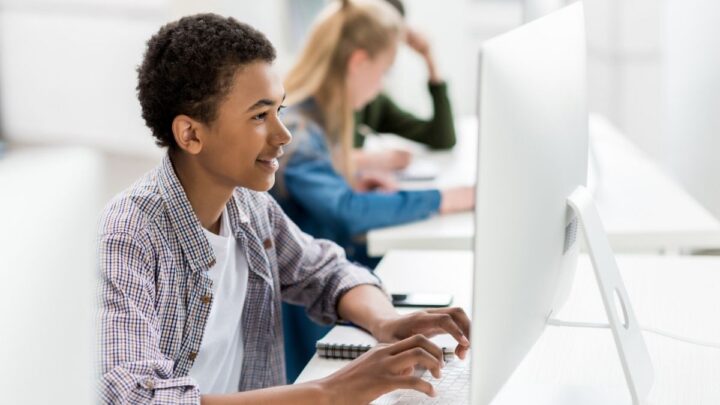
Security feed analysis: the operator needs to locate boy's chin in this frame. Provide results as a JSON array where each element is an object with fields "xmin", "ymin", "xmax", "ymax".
[{"xmin": 240, "ymin": 176, "xmax": 275, "ymax": 192}]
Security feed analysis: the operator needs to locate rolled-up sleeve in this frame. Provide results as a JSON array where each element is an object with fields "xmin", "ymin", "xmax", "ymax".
[
  {"xmin": 266, "ymin": 195, "xmax": 384, "ymax": 325},
  {"xmin": 97, "ymin": 232, "xmax": 200, "ymax": 405}
]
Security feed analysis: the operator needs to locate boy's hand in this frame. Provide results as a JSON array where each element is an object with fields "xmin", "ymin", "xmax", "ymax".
[
  {"xmin": 370, "ymin": 307, "xmax": 471, "ymax": 360},
  {"xmin": 319, "ymin": 335, "xmax": 445, "ymax": 405}
]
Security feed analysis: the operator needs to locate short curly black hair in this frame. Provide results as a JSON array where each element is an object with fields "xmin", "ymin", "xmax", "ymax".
[{"xmin": 137, "ymin": 13, "xmax": 276, "ymax": 148}]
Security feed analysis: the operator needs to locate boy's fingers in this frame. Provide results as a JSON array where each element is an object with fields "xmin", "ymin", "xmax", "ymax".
[
  {"xmin": 390, "ymin": 376, "xmax": 436, "ymax": 398},
  {"xmin": 385, "ymin": 334, "xmax": 444, "ymax": 364},
  {"xmin": 387, "ymin": 346, "xmax": 442, "ymax": 378}
]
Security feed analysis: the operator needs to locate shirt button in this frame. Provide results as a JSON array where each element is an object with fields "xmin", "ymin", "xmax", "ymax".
[
  {"xmin": 201, "ymin": 294, "xmax": 212, "ymax": 304},
  {"xmin": 145, "ymin": 379, "xmax": 154, "ymax": 389},
  {"xmin": 188, "ymin": 352, "xmax": 198, "ymax": 361},
  {"xmin": 263, "ymin": 238, "xmax": 273, "ymax": 250}
]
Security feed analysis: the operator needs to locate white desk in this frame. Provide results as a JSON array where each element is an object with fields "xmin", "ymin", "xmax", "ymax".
[
  {"xmin": 296, "ymin": 251, "xmax": 720, "ymax": 404},
  {"xmin": 366, "ymin": 115, "xmax": 720, "ymax": 256}
]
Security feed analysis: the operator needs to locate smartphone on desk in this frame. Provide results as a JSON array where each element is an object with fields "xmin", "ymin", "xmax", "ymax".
[{"xmin": 391, "ymin": 293, "xmax": 453, "ymax": 308}]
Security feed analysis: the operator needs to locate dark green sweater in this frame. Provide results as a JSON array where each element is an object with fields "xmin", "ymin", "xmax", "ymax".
[{"xmin": 354, "ymin": 81, "xmax": 456, "ymax": 150}]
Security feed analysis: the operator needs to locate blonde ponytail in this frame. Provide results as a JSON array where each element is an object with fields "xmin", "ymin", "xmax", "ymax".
[{"xmin": 285, "ymin": 0, "xmax": 404, "ymax": 181}]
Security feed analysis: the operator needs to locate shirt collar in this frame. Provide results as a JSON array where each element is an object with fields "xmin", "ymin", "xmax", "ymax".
[{"xmin": 157, "ymin": 153, "xmax": 250, "ymax": 272}]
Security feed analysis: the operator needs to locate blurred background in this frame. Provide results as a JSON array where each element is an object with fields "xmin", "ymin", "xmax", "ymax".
[
  {"xmin": 1, "ymin": 0, "xmax": 719, "ymax": 215},
  {"xmin": 1, "ymin": 0, "xmax": 718, "ymax": 403}
]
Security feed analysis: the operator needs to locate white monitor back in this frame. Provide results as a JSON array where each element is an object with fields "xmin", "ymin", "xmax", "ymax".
[
  {"xmin": 470, "ymin": 3, "xmax": 587, "ymax": 404},
  {"xmin": 0, "ymin": 148, "xmax": 101, "ymax": 404}
]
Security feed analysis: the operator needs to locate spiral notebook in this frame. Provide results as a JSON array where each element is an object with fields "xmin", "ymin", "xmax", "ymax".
[{"xmin": 316, "ymin": 325, "xmax": 457, "ymax": 360}]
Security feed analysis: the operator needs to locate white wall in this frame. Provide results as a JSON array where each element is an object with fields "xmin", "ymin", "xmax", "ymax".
[
  {"xmin": 0, "ymin": 0, "xmax": 169, "ymax": 157},
  {"xmin": 584, "ymin": 0, "xmax": 665, "ymax": 158},
  {"xmin": 171, "ymin": 0, "xmax": 297, "ymax": 73},
  {"xmin": 584, "ymin": 0, "xmax": 720, "ymax": 218},
  {"xmin": 0, "ymin": 0, "xmax": 290, "ymax": 159},
  {"xmin": 384, "ymin": 0, "xmax": 523, "ymax": 118},
  {"xmin": 523, "ymin": 0, "xmax": 565, "ymax": 21},
  {"xmin": 665, "ymin": 0, "xmax": 720, "ymax": 219}
]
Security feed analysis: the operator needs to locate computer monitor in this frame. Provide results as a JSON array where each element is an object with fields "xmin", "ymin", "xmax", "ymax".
[
  {"xmin": 470, "ymin": 3, "xmax": 652, "ymax": 404},
  {"xmin": 0, "ymin": 148, "xmax": 100, "ymax": 404}
]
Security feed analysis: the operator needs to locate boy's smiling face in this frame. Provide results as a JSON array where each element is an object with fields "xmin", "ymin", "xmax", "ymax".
[{"xmin": 176, "ymin": 61, "xmax": 291, "ymax": 192}]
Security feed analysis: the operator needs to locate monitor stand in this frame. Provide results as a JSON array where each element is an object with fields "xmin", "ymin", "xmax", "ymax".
[{"xmin": 565, "ymin": 185, "xmax": 655, "ymax": 405}]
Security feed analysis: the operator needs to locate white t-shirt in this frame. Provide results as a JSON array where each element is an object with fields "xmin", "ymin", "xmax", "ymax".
[{"xmin": 189, "ymin": 209, "xmax": 249, "ymax": 394}]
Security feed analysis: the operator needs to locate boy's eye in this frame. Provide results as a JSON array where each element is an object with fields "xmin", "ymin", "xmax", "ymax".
[{"xmin": 253, "ymin": 105, "xmax": 286, "ymax": 121}]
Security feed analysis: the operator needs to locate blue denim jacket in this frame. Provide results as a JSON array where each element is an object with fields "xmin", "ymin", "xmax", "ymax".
[{"xmin": 271, "ymin": 98, "xmax": 441, "ymax": 266}]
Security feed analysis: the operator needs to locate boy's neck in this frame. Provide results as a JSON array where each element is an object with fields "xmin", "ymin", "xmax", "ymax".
[{"xmin": 169, "ymin": 150, "xmax": 234, "ymax": 235}]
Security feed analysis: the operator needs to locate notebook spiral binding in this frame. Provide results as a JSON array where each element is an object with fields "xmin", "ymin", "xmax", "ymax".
[{"xmin": 316, "ymin": 342, "xmax": 372, "ymax": 360}]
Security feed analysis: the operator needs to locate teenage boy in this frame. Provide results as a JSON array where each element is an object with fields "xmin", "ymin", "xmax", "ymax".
[{"xmin": 97, "ymin": 13, "xmax": 470, "ymax": 405}]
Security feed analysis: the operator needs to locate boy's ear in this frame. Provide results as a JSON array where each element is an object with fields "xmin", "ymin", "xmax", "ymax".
[{"xmin": 172, "ymin": 115, "xmax": 204, "ymax": 155}]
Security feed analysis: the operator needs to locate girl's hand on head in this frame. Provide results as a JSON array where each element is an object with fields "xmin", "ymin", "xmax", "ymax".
[
  {"xmin": 405, "ymin": 27, "xmax": 442, "ymax": 83},
  {"xmin": 406, "ymin": 27, "xmax": 431, "ymax": 58}
]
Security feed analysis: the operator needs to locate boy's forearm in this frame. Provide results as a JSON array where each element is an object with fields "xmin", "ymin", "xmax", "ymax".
[
  {"xmin": 337, "ymin": 284, "xmax": 399, "ymax": 337},
  {"xmin": 201, "ymin": 381, "xmax": 330, "ymax": 405}
]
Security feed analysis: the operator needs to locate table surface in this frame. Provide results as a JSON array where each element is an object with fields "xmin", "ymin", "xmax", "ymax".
[
  {"xmin": 296, "ymin": 250, "xmax": 720, "ymax": 405},
  {"xmin": 366, "ymin": 115, "xmax": 720, "ymax": 256}
]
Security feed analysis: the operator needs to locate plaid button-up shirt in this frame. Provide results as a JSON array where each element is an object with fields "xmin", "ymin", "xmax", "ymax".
[{"xmin": 97, "ymin": 154, "xmax": 381, "ymax": 404}]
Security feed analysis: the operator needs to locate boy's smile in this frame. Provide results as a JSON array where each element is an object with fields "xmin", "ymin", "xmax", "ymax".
[{"xmin": 255, "ymin": 149, "xmax": 283, "ymax": 173}]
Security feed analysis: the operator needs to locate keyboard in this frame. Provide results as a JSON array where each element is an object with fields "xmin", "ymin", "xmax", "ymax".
[{"xmin": 372, "ymin": 358, "xmax": 470, "ymax": 405}]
